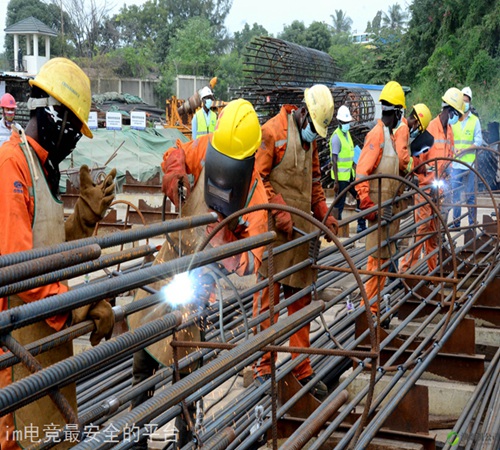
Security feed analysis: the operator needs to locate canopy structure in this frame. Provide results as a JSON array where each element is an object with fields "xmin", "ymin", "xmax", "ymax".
[{"xmin": 59, "ymin": 126, "xmax": 188, "ymax": 192}]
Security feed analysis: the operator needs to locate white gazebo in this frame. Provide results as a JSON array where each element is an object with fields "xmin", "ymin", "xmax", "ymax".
[{"xmin": 4, "ymin": 17, "xmax": 58, "ymax": 74}]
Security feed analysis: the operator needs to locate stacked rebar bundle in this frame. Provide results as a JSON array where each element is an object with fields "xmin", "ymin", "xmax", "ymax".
[{"xmin": 232, "ymin": 36, "xmax": 375, "ymax": 189}]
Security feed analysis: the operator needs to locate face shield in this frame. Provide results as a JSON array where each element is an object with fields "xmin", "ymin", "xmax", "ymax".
[{"xmin": 204, "ymin": 142, "xmax": 255, "ymax": 218}]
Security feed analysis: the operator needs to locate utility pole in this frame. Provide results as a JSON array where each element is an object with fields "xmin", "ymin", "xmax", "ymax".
[{"xmin": 60, "ymin": 0, "xmax": 65, "ymax": 57}]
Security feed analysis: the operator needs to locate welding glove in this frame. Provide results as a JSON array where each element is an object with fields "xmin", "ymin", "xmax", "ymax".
[
  {"xmin": 71, "ymin": 300, "xmax": 115, "ymax": 347},
  {"xmin": 162, "ymin": 147, "xmax": 191, "ymax": 208},
  {"xmin": 65, "ymin": 165, "xmax": 117, "ymax": 241},
  {"xmin": 359, "ymin": 196, "xmax": 378, "ymax": 222},
  {"xmin": 312, "ymin": 201, "xmax": 339, "ymax": 242},
  {"xmin": 206, "ymin": 218, "xmax": 241, "ymax": 273},
  {"xmin": 412, "ymin": 155, "xmax": 427, "ymax": 175},
  {"xmin": 269, "ymin": 193, "xmax": 293, "ymax": 239}
]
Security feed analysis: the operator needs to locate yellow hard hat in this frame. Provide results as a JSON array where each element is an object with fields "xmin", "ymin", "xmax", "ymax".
[
  {"xmin": 29, "ymin": 57, "xmax": 93, "ymax": 138},
  {"xmin": 304, "ymin": 84, "xmax": 334, "ymax": 138},
  {"xmin": 212, "ymin": 98, "xmax": 261, "ymax": 160},
  {"xmin": 442, "ymin": 87, "xmax": 465, "ymax": 115},
  {"xmin": 413, "ymin": 103, "xmax": 432, "ymax": 131},
  {"xmin": 380, "ymin": 81, "xmax": 406, "ymax": 108}
]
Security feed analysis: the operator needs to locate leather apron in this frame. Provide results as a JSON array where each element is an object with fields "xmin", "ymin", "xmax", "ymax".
[
  {"xmin": 259, "ymin": 114, "xmax": 315, "ymax": 288},
  {"xmin": 365, "ymin": 126, "xmax": 400, "ymax": 259},
  {"xmin": 7, "ymin": 138, "xmax": 76, "ymax": 448},
  {"xmin": 127, "ymin": 170, "xmax": 217, "ymax": 369}
]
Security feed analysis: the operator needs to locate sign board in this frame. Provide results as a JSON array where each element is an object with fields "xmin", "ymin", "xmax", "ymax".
[
  {"xmin": 130, "ymin": 111, "xmax": 147, "ymax": 130},
  {"xmin": 106, "ymin": 112, "xmax": 122, "ymax": 131},
  {"xmin": 88, "ymin": 111, "xmax": 98, "ymax": 130}
]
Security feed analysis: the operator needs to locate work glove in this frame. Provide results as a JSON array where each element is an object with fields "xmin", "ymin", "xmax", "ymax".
[
  {"xmin": 359, "ymin": 196, "xmax": 377, "ymax": 222},
  {"xmin": 412, "ymin": 155, "xmax": 427, "ymax": 175},
  {"xmin": 312, "ymin": 201, "xmax": 339, "ymax": 242},
  {"xmin": 206, "ymin": 216, "xmax": 241, "ymax": 273},
  {"xmin": 65, "ymin": 165, "xmax": 116, "ymax": 240},
  {"xmin": 162, "ymin": 147, "xmax": 191, "ymax": 208},
  {"xmin": 269, "ymin": 193, "xmax": 293, "ymax": 239},
  {"xmin": 71, "ymin": 300, "xmax": 115, "ymax": 347}
]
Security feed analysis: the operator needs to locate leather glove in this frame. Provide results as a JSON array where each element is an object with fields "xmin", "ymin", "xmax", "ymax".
[
  {"xmin": 313, "ymin": 201, "xmax": 339, "ymax": 241},
  {"xmin": 412, "ymin": 156, "xmax": 427, "ymax": 175},
  {"xmin": 359, "ymin": 196, "xmax": 377, "ymax": 222},
  {"xmin": 162, "ymin": 147, "xmax": 191, "ymax": 208},
  {"xmin": 269, "ymin": 193, "xmax": 293, "ymax": 239},
  {"xmin": 71, "ymin": 300, "xmax": 115, "ymax": 347},
  {"xmin": 206, "ymin": 219, "xmax": 241, "ymax": 273},
  {"xmin": 65, "ymin": 166, "xmax": 116, "ymax": 240}
]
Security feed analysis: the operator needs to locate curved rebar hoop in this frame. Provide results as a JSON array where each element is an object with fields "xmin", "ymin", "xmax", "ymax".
[{"xmin": 194, "ymin": 202, "xmax": 379, "ymax": 447}]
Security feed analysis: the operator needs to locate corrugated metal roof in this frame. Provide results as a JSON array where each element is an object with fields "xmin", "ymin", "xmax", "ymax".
[{"xmin": 4, "ymin": 16, "xmax": 58, "ymax": 37}]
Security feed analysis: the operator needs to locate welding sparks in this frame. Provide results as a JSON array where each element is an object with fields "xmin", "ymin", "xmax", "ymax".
[
  {"xmin": 161, "ymin": 272, "xmax": 195, "ymax": 306},
  {"xmin": 432, "ymin": 178, "xmax": 445, "ymax": 189}
]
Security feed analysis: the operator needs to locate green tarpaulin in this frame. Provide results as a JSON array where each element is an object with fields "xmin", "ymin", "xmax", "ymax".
[{"xmin": 59, "ymin": 126, "xmax": 189, "ymax": 192}]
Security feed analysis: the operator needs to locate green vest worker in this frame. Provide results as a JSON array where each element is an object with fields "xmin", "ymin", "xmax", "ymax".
[
  {"xmin": 329, "ymin": 105, "xmax": 366, "ymax": 232},
  {"xmin": 191, "ymin": 86, "xmax": 217, "ymax": 139}
]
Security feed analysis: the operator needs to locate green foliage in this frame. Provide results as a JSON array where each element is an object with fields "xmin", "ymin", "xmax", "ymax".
[
  {"xmin": 303, "ymin": 22, "xmax": 332, "ymax": 53},
  {"xmin": 278, "ymin": 21, "xmax": 308, "ymax": 46},
  {"xmin": 331, "ymin": 10, "xmax": 352, "ymax": 34},
  {"xmin": 165, "ymin": 17, "xmax": 217, "ymax": 76},
  {"xmin": 214, "ymin": 51, "xmax": 244, "ymax": 100},
  {"xmin": 233, "ymin": 23, "xmax": 270, "ymax": 54}
]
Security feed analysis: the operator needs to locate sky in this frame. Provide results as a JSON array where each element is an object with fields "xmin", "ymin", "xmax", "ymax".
[{"xmin": 1, "ymin": 0, "xmax": 408, "ymax": 56}]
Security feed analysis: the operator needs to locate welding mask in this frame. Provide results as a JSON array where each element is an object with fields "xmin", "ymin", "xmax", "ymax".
[{"xmin": 204, "ymin": 142, "xmax": 255, "ymax": 217}]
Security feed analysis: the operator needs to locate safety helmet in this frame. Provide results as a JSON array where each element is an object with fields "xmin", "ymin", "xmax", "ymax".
[
  {"xmin": 212, "ymin": 98, "xmax": 261, "ymax": 160},
  {"xmin": 304, "ymin": 84, "xmax": 334, "ymax": 138},
  {"xmin": 462, "ymin": 86, "xmax": 472, "ymax": 101},
  {"xmin": 199, "ymin": 86, "xmax": 214, "ymax": 100},
  {"xmin": 336, "ymin": 105, "xmax": 353, "ymax": 122},
  {"xmin": 0, "ymin": 93, "xmax": 17, "ymax": 109},
  {"xmin": 412, "ymin": 103, "xmax": 432, "ymax": 131},
  {"xmin": 442, "ymin": 87, "xmax": 465, "ymax": 115},
  {"xmin": 29, "ymin": 57, "xmax": 93, "ymax": 138},
  {"xmin": 380, "ymin": 81, "xmax": 406, "ymax": 108}
]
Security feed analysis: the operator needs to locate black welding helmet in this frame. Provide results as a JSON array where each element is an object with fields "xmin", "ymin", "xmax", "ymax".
[
  {"xmin": 204, "ymin": 99, "xmax": 261, "ymax": 217},
  {"xmin": 410, "ymin": 130, "xmax": 435, "ymax": 157}
]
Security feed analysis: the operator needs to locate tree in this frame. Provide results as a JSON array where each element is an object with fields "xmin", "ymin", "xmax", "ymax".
[
  {"xmin": 331, "ymin": 10, "xmax": 352, "ymax": 34},
  {"xmin": 233, "ymin": 23, "xmax": 270, "ymax": 54},
  {"xmin": 278, "ymin": 21, "xmax": 308, "ymax": 46},
  {"xmin": 61, "ymin": 0, "xmax": 113, "ymax": 58},
  {"xmin": 303, "ymin": 22, "xmax": 332, "ymax": 53},
  {"xmin": 382, "ymin": 4, "xmax": 408, "ymax": 30},
  {"xmin": 367, "ymin": 11, "xmax": 383, "ymax": 35}
]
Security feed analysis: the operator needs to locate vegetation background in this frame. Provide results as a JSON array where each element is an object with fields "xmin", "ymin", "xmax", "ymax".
[{"xmin": 2, "ymin": 0, "xmax": 499, "ymax": 125}]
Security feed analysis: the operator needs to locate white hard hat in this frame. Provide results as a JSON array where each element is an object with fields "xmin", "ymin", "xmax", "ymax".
[
  {"xmin": 199, "ymin": 86, "xmax": 214, "ymax": 99},
  {"xmin": 462, "ymin": 86, "xmax": 472, "ymax": 101},
  {"xmin": 336, "ymin": 105, "xmax": 353, "ymax": 122}
]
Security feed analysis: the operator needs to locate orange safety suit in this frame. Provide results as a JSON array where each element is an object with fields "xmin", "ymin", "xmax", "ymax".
[
  {"xmin": 399, "ymin": 116, "xmax": 454, "ymax": 273},
  {"xmin": 253, "ymin": 105, "xmax": 328, "ymax": 381},
  {"xmin": 0, "ymin": 131, "xmax": 69, "ymax": 449},
  {"xmin": 393, "ymin": 117, "xmax": 413, "ymax": 175},
  {"xmin": 355, "ymin": 120, "xmax": 400, "ymax": 313},
  {"xmin": 162, "ymin": 134, "xmax": 269, "ymax": 275}
]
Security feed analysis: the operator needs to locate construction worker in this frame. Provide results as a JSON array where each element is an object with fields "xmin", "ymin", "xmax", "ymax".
[
  {"xmin": 0, "ymin": 93, "xmax": 18, "ymax": 145},
  {"xmin": 450, "ymin": 87, "xmax": 482, "ymax": 227},
  {"xmin": 355, "ymin": 81, "xmax": 405, "ymax": 315},
  {"xmin": 191, "ymin": 86, "xmax": 217, "ymax": 140},
  {"xmin": 131, "ymin": 99, "xmax": 268, "ymax": 449},
  {"xmin": 253, "ymin": 84, "xmax": 337, "ymax": 399},
  {"xmin": 399, "ymin": 87, "xmax": 464, "ymax": 274},
  {"xmin": 0, "ymin": 58, "xmax": 116, "ymax": 448},
  {"xmin": 330, "ymin": 104, "xmax": 366, "ymax": 233}
]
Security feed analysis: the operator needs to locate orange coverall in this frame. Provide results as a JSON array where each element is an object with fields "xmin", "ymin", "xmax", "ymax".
[
  {"xmin": 162, "ymin": 134, "xmax": 269, "ymax": 275},
  {"xmin": 399, "ymin": 116, "xmax": 454, "ymax": 273},
  {"xmin": 253, "ymin": 105, "xmax": 327, "ymax": 381},
  {"xmin": 355, "ymin": 120, "xmax": 399, "ymax": 313},
  {"xmin": 0, "ymin": 132, "xmax": 69, "ymax": 449},
  {"xmin": 393, "ymin": 117, "xmax": 413, "ymax": 175}
]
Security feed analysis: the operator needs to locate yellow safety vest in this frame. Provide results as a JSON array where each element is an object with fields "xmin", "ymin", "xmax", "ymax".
[
  {"xmin": 195, "ymin": 108, "xmax": 217, "ymax": 136},
  {"xmin": 452, "ymin": 113, "xmax": 479, "ymax": 164},
  {"xmin": 330, "ymin": 127, "xmax": 354, "ymax": 181}
]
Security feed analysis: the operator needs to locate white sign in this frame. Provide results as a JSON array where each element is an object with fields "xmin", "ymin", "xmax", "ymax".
[
  {"xmin": 88, "ymin": 111, "xmax": 98, "ymax": 130},
  {"xmin": 130, "ymin": 111, "xmax": 147, "ymax": 130},
  {"xmin": 106, "ymin": 112, "xmax": 122, "ymax": 130}
]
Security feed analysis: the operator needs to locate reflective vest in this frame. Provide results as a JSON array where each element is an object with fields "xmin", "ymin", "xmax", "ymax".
[
  {"xmin": 330, "ymin": 127, "xmax": 354, "ymax": 181},
  {"xmin": 452, "ymin": 113, "xmax": 478, "ymax": 164},
  {"xmin": 195, "ymin": 108, "xmax": 217, "ymax": 136}
]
